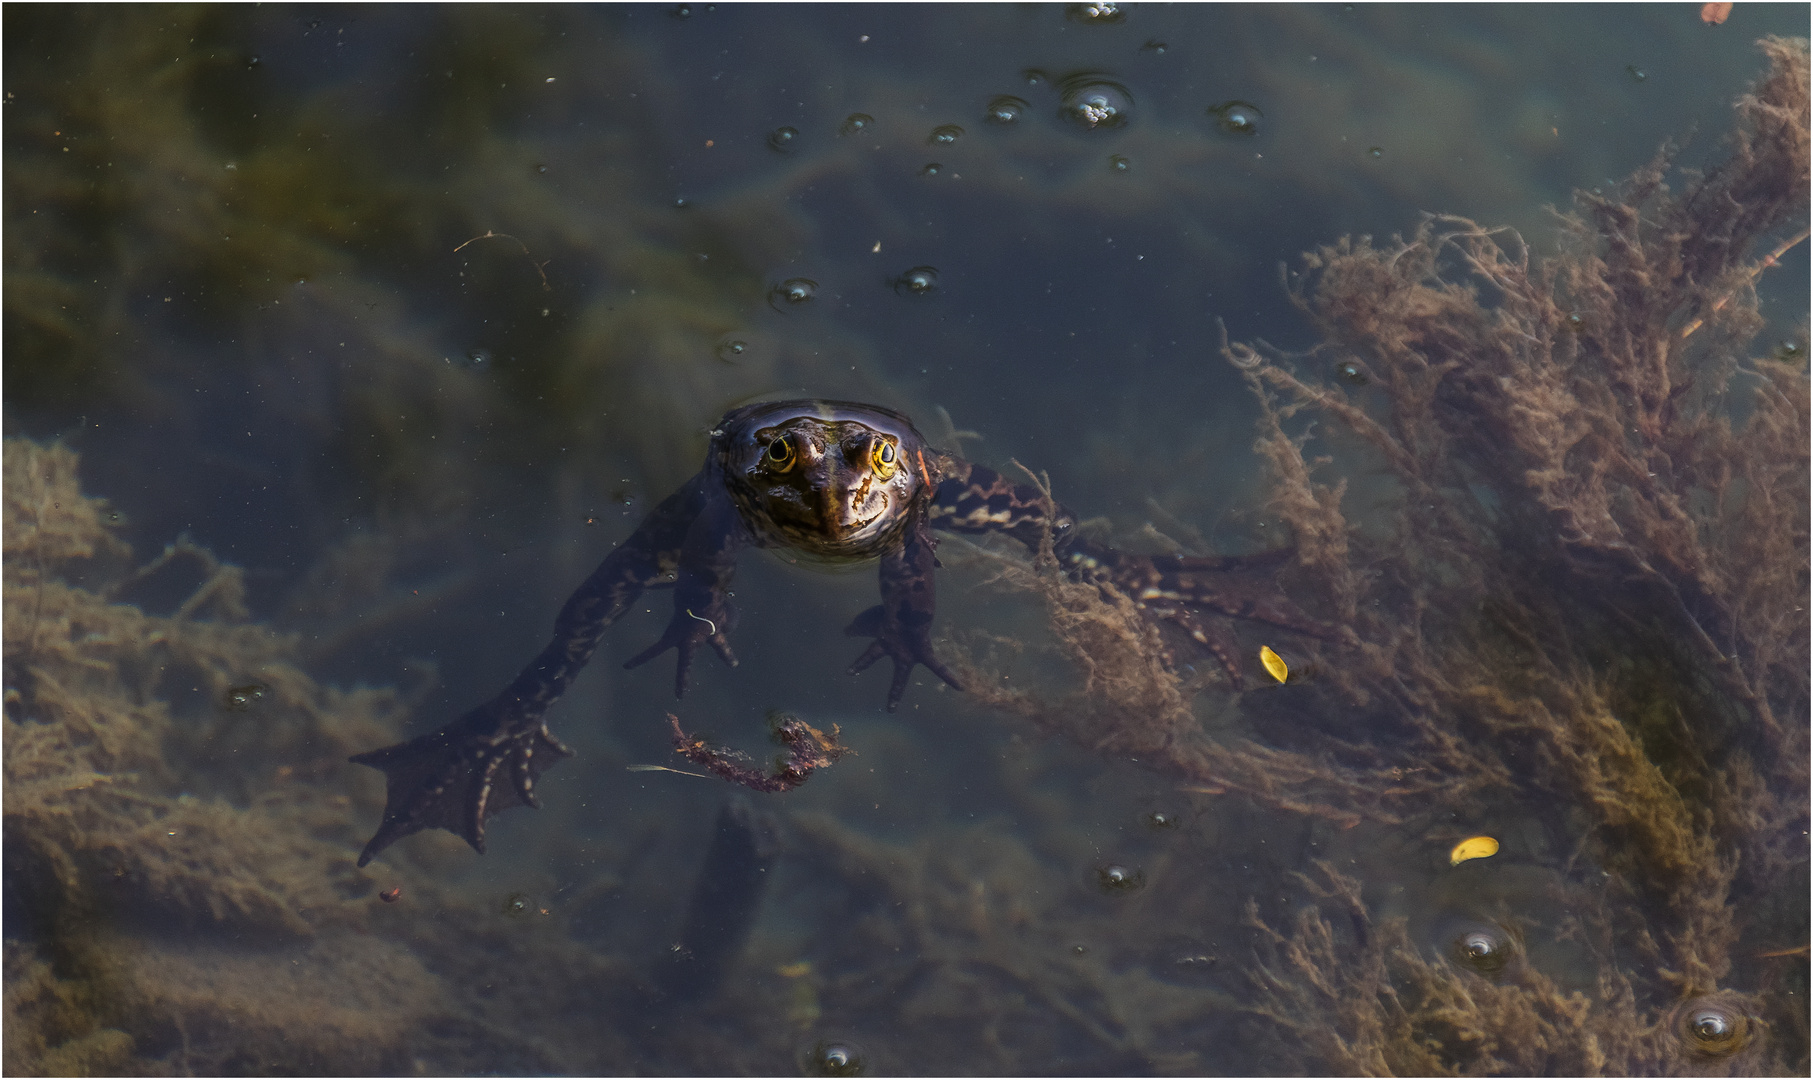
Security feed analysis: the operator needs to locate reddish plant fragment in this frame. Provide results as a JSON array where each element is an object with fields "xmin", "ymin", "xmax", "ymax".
[{"xmin": 667, "ymin": 712, "xmax": 851, "ymax": 793}]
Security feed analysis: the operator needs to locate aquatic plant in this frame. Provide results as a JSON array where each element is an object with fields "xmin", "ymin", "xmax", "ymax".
[
  {"xmin": 1217, "ymin": 36, "xmax": 1808, "ymax": 1073},
  {"xmin": 942, "ymin": 34, "xmax": 1807, "ymax": 1075},
  {"xmin": 0, "ymin": 439, "xmax": 655, "ymax": 1074}
]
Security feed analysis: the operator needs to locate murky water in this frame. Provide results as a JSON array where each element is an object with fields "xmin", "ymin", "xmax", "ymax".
[{"xmin": 5, "ymin": 5, "xmax": 1806, "ymax": 1075}]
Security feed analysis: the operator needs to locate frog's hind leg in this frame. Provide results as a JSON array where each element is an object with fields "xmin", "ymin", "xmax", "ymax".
[
  {"xmin": 351, "ymin": 709, "xmax": 572, "ymax": 866},
  {"xmin": 1147, "ymin": 605, "xmax": 1249, "ymax": 690},
  {"xmin": 350, "ymin": 474, "xmax": 713, "ymax": 865},
  {"xmin": 1093, "ymin": 546, "xmax": 1343, "ymax": 689},
  {"xmin": 1137, "ymin": 551, "xmax": 1344, "ymax": 642}
]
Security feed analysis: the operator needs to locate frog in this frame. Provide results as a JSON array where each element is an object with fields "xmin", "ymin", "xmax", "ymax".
[{"xmin": 351, "ymin": 399, "xmax": 1336, "ymax": 866}]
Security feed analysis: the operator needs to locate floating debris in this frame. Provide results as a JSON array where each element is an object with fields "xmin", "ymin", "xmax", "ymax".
[
  {"xmin": 1448, "ymin": 835, "xmax": 1499, "ymax": 865},
  {"xmin": 667, "ymin": 711, "xmax": 850, "ymax": 793},
  {"xmin": 1259, "ymin": 645, "xmax": 1288, "ymax": 683}
]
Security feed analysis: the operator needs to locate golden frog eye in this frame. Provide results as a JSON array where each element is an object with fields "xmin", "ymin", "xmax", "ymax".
[
  {"xmin": 870, "ymin": 437, "xmax": 898, "ymax": 475},
  {"xmin": 766, "ymin": 436, "xmax": 796, "ymax": 470}
]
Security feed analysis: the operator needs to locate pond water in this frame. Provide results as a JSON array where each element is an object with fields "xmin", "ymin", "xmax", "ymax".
[{"xmin": 4, "ymin": 5, "xmax": 1807, "ymax": 1075}]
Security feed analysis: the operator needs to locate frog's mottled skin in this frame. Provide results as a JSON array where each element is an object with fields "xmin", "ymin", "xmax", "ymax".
[{"xmin": 351, "ymin": 400, "xmax": 1334, "ymax": 865}]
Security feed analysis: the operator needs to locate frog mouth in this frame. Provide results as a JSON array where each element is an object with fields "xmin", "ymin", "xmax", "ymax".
[
  {"xmin": 828, "ymin": 508, "xmax": 884, "ymax": 538},
  {"xmin": 824, "ymin": 479, "xmax": 889, "ymax": 538}
]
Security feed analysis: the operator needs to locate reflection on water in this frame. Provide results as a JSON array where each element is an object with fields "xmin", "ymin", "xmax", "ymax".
[{"xmin": 4, "ymin": 4, "xmax": 1807, "ymax": 1075}]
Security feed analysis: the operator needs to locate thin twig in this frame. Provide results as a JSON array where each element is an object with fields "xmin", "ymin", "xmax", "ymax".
[
  {"xmin": 453, "ymin": 230, "xmax": 553, "ymax": 291},
  {"xmin": 1679, "ymin": 226, "xmax": 1808, "ymax": 339}
]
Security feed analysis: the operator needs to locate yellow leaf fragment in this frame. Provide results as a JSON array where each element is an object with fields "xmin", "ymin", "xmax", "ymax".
[
  {"xmin": 1259, "ymin": 645, "xmax": 1288, "ymax": 683},
  {"xmin": 1450, "ymin": 835, "xmax": 1500, "ymax": 865}
]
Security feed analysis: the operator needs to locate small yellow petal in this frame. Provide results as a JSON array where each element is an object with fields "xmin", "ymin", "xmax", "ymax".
[
  {"xmin": 1450, "ymin": 836, "xmax": 1500, "ymax": 865},
  {"xmin": 1259, "ymin": 645, "xmax": 1289, "ymax": 683}
]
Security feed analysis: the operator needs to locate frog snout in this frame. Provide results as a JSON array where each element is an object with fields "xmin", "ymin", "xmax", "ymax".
[{"xmin": 822, "ymin": 482, "xmax": 884, "ymax": 535}]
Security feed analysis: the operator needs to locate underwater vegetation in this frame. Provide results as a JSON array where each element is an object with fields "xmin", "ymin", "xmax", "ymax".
[
  {"xmin": 949, "ymin": 35, "xmax": 1807, "ymax": 1075},
  {"xmin": 3, "ymin": 4, "xmax": 1806, "ymax": 1074}
]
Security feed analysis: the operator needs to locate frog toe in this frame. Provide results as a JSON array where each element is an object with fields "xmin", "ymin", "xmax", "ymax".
[
  {"xmin": 350, "ymin": 711, "xmax": 573, "ymax": 866},
  {"xmin": 846, "ymin": 635, "xmax": 963, "ymax": 710}
]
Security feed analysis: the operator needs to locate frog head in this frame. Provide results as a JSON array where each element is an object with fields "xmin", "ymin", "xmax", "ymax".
[{"xmin": 717, "ymin": 400, "xmax": 938, "ymax": 560}]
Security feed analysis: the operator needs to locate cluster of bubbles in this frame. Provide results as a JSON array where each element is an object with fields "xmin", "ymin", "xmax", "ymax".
[
  {"xmin": 1066, "ymin": 1, "xmax": 1125, "ymax": 23},
  {"xmin": 1058, "ymin": 73, "xmax": 1134, "ymax": 131},
  {"xmin": 223, "ymin": 683, "xmax": 269, "ymax": 712},
  {"xmin": 754, "ymin": 70, "xmax": 1271, "ymax": 182}
]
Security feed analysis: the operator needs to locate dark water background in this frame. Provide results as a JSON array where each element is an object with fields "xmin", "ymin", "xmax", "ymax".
[{"xmin": 5, "ymin": 4, "xmax": 1807, "ymax": 1075}]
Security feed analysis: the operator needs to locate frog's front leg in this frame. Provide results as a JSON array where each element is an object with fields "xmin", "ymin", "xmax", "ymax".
[
  {"xmin": 622, "ymin": 488, "xmax": 746, "ymax": 697},
  {"xmin": 350, "ymin": 474, "xmax": 712, "ymax": 866},
  {"xmin": 845, "ymin": 504, "xmax": 964, "ymax": 710}
]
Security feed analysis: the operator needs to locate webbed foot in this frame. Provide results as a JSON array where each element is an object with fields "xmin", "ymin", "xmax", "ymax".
[
  {"xmin": 623, "ymin": 600, "xmax": 738, "ymax": 697},
  {"xmin": 349, "ymin": 704, "xmax": 573, "ymax": 866},
  {"xmin": 844, "ymin": 604, "xmax": 964, "ymax": 711}
]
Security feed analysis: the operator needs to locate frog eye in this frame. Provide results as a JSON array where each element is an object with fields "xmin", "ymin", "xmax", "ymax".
[
  {"xmin": 870, "ymin": 438, "xmax": 899, "ymax": 475},
  {"xmin": 766, "ymin": 436, "xmax": 796, "ymax": 470}
]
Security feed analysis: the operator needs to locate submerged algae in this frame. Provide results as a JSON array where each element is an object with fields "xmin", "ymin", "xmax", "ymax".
[
  {"xmin": 1212, "ymin": 37, "xmax": 1807, "ymax": 1075},
  {"xmin": 0, "ymin": 439, "xmax": 658, "ymax": 1075},
  {"xmin": 3, "ymin": 437, "xmax": 435, "ymax": 1073},
  {"xmin": 928, "ymin": 35, "xmax": 1807, "ymax": 1077}
]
